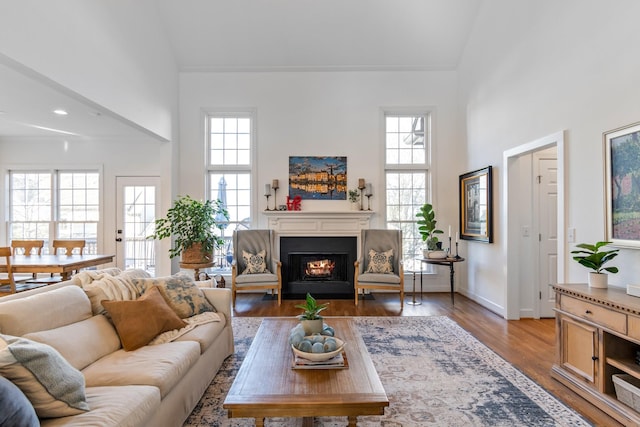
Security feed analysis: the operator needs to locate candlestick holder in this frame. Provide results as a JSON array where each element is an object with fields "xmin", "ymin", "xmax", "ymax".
[
  {"xmin": 272, "ymin": 185, "xmax": 279, "ymax": 211},
  {"xmin": 448, "ymin": 237, "xmax": 452, "ymax": 257},
  {"xmin": 365, "ymin": 194, "xmax": 372, "ymax": 210},
  {"xmin": 358, "ymin": 185, "xmax": 366, "ymax": 210},
  {"xmin": 455, "ymin": 242, "xmax": 461, "ymax": 259},
  {"xmin": 264, "ymin": 194, "xmax": 272, "ymax": 211}
]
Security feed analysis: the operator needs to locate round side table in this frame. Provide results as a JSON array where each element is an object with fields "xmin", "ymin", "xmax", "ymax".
[{"xmin": 179, "ymin": 261, "xmax": 214, "ymax": 281}]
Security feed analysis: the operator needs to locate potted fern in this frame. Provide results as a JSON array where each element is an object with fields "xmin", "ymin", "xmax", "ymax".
[
  {"xmin": 150, "ymin": 195, "xmax": 229, "ymax": 263},
  {"xmin": 571, "ymin": 241, "xmax": 619, "ymax": 288}
]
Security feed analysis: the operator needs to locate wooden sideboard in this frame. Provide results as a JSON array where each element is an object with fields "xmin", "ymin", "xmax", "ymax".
[{"xmin": 552, "ymin": 283, "xmax": 640, "ymax": 425}]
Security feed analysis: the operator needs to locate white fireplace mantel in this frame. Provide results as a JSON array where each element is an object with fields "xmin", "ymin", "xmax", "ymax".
[{"xmin": 263, "ymin": 210, "xmax": 374, "ymax": 237}]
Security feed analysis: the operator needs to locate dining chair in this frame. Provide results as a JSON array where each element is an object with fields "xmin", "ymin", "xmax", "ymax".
[
  {"xmin": 10, "ymin": 239, "xmax": 45, "ymax": 281},
  {"xmin": 231, "ymin": 229, "xmax": 282, "ymax": 307},
  {"xmin": 0, "ymin": 247, "xmax": 16, "ymax": 295},
  {"xmin": 27, "ymin": 239, "xmax": 87, "ymax": 284},
  {"xmin": 354, "ymin": 229, "xmax": 404, "ymax": 309}
]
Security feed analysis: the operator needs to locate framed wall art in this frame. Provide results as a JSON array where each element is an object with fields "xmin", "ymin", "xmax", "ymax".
[
  {"xmin": 605, "ymin": 121, "xmax": 640, "ymax": 248},
  {"xmin": 459, "ymin": 166, "xmax": 493, "ymax": 243},
  {"xmin": 289, "ymin": 156, "xmax": 347, "ymax": 200}
]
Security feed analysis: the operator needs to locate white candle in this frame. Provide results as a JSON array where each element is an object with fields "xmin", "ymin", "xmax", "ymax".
[
  {"xmin": 448, "ymin": 226, "xmax": 451, "ymax": 238},
  {"xmin": 264, "ymin": 184, "xmax": 271, "ymax": 196},
  {"xmin": 456, "ymin": 232, "xmax": 459, "ymax": 243},
  {"xmin": 365, "ymin": 183, "xmax": 372, "ymax": 196}
]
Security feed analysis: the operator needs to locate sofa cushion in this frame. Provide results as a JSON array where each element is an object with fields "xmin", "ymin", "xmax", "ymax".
[
  {"xmin": 82, "ymin": 341, "xmax": 200, "ymax": 398},
  {"xmin": 0, "ymin": 375, "xmax": 39, "ymax": 427},
  {"xmin": 133, "ymin": 273, "xmax": 215, "ymax": 318},
  {"xmin": 0, "ymin": 285, "xmax": 92, "ymax": 336},
  {"xmin": 174, "ymin": 314, "xmax": 226, "ymax": 353},
  {"xmin": 40, "ymin": 386, "xmax": 160, "ymax": 427},
  {"xmin": 24, "ymin": 315, "xmax": 121, "ymax": 370},
  {"xmin": 103, "ymin": 286, "xmax": 187, "ymax": 351},
  {"xmin": 0, "ymin": 334, "xmax": 89, "ymax": 418}
]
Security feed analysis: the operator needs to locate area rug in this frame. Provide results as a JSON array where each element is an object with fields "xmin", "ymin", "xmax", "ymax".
[{"xmin": 184, "ymin": 316, "xmax": 591, "ymax": 427}]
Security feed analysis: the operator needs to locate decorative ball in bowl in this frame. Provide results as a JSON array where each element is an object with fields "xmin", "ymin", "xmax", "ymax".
[{"xmin": 291, "ymin": 335, "xmax": 345, "ymax": 362}]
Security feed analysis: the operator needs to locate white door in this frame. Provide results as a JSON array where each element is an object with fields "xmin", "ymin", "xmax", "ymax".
[
  {"xmin": 115, "ymin": 177, "xmax": 160, "ymax": 274},
  {"xmin": 535, "ymin": 155, "xmax": 558, "ymax": 318}
]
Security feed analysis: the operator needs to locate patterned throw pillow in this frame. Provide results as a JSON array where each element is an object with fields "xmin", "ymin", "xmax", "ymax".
[
  {"xmin": 133, "ymin": 273, "xmax": 215, "ymax": 318},
  {"xmin": 366, "ymin": 249, "xmax": 394, "ymax": 274},
  {"xmin": 242, "ymin": 249, "xmax": 269, "ymax": 274},
  {"xmin": 0, "ymin": 334, "xmax": 90, "ymax": 418}
]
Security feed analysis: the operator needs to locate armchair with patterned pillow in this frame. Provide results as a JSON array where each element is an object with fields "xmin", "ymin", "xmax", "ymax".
[
  {"xmin": 231, "ymin": 229, "xmax": 282, "ymax": 307},
  {"xmin": 354, "ymin": 229, "xmax": 404, "ymax": 309}
]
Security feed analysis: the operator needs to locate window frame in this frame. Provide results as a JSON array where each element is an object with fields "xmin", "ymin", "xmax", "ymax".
[
  {"xmin": 6, "ymin": 166, "xmax": 104, "ymax": 254},
  {"xmin": 382, "ymin": 109, "xmax": 434, "ymax": 272}
]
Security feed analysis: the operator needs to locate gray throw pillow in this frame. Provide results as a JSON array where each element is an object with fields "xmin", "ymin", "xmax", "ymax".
[{"xmin": 0, "ymin": 375, "xmax": 39, "ymax": 427}]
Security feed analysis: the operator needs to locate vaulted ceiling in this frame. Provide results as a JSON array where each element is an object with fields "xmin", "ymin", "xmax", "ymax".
[{"xmin": 0, "ymin": 0, "xmax": 482, "ymax": 140}]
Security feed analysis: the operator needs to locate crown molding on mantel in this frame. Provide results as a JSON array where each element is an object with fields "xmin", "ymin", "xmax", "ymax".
[{"xmin": 263, "ymin": 210, "xmax": 375, "ymax": 237}]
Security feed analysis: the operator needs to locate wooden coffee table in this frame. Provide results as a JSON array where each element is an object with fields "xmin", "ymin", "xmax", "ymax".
[{"xmin": 223, "ymin": 318, "xmax": 388, "ymax": 426}]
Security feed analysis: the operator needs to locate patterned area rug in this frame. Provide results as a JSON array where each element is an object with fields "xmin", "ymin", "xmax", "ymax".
[{"xmin": 184, "ymin": 316, "xmax": 591, "ymax": 427}]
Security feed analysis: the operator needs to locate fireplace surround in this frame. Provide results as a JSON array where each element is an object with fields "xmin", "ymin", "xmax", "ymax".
[{"xmin": 263, "ymin": 210, "xmax": 374, "ymax": 300}]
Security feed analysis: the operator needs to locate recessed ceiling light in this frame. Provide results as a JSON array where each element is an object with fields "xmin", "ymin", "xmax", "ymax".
[{"xmin": 53, "ymin": 109, "xmax": 68, "ymax": 116}]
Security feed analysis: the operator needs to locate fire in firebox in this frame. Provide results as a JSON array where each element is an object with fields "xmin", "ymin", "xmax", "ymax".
[{"xmin": 304, "ymin": 259, "xmax": 335, "ymax": 279}]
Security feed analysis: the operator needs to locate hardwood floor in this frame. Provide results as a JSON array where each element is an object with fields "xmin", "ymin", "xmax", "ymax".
[{"xmin": 232, "ymin": 291, "xmax": 620, "ymax": 427}]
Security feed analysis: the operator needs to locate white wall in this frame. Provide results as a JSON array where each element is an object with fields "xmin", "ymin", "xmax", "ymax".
[
  {"xmin": 458, "ymin": 0, "xmax": 640, "ymax": 314},
  {"xmin": 0, "ymin": 0, "xmax": 178, "ymax": 141},
  {"xmin": 180, "ymin": 70, "xmax": 465, "ymax": 288}
]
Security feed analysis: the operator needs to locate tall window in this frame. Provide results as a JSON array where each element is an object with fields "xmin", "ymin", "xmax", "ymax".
[
  {"xmin": 384, "ymin": 114, "xmax": 430, "ymax": 270},
  {"xmin": 9, "ymin": 170, "xmax": 100, "ymax": 253},
  {"xmin": 207, "ymin": 113, "xmax": 254, "ymax": 269}
]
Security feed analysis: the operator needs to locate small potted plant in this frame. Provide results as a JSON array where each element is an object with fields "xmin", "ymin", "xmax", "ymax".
[
  {"xmin": 149, "ymin": 195, "xmax": 229, "ymax": 263},
  {"xmin": 348, "ymin": 188, "xmax": 360, "ymax": 210},
  {"xmin": 295, "ymin": 293, "xmax": 329, "ymax": 334},
  {"xmin": 416, "ymin": 203, "xmax": 445, "ymax": 258},
  {"xmin": 571, "ymin": 241, "xmax": 619, "ymax": 288}
]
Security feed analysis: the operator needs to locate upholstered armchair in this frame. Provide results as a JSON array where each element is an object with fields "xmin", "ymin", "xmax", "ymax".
[
  {"xmin": 231, "ymin": 229, "xmax": 282, "ymax": 307},
  {"xmin": 354, "ymin": 229, "xmax": 404, "ymax": 309}
]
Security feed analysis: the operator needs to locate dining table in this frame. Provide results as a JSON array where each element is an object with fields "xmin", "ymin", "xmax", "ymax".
[{"xmin": 0, "ymin": 254, "xmax": 115, "ymax": 281}]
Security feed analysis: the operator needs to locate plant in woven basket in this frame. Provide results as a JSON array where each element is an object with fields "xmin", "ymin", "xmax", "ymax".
[{"xmin": 149, "ymin": 195, "xmax": 229, "ymax": 260}]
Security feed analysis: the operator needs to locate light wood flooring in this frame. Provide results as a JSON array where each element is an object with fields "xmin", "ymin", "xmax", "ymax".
[{"xmin": 232, "ymin": 291, "xmax": 619, "ymax": 427}]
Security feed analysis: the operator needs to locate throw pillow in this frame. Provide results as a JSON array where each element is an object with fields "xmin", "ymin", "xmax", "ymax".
[
  {"xmin": 0, "ymin": 375, "xmax": 39, "ymax": 426},
  {"xmin": 103, "ymin": 286, "xmax": 187, "ymax": 351},
  {"xmin": 366, "ymin": 248, "xmax": 394, "ymax": 274},
  {"xmin": 241, "ymin": 249, "xmax": 269, "ymax": 274},
  {"xmin": 133, "ymin": 273, "xmax": 215, "ymax": 318},
  {"xmin": 0, "ymin": 334, "xmax": 90, "ymax": 418}
]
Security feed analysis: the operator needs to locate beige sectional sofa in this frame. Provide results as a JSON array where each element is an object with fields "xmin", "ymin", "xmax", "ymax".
[{"xmin": 0, "ymin": 269, "xmax": 234, "ymax": 427}]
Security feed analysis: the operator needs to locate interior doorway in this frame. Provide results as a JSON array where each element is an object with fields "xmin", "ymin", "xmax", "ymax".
[{"xmin": 503, "ymin": 131, "xmax": 565, "ymax": 320}]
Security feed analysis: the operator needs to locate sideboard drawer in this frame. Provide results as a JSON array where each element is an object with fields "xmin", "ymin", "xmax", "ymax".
[{"xmin": 560, "ymin": 295, "xmax": 627, "ymax": 334}]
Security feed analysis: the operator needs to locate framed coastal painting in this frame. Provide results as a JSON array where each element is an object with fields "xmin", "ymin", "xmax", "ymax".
[
  {"xmin": 289, "ymin": 156, "xmax": 347, "ymax": 200},
  {"xmin": 605, "ymin": 122, "xmax": 640, "ymax": 248},
  {"xmin": 459, "ymin": 166, "xmax": 493, "ymax": 243}
]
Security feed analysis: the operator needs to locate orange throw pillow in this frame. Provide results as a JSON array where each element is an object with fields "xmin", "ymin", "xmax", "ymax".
[{"xmin": 103, "ymin": 286, "xmax": 187, "ymax": 351}]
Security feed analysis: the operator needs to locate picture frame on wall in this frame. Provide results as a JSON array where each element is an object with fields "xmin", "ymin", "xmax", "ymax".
[
  {"xmin": 459, "ymin": 166, "xmax": 493, "ymax": 243},
  {"xmin": 604, "ymin": 121, "xmax": 640, "ymax": 248}
]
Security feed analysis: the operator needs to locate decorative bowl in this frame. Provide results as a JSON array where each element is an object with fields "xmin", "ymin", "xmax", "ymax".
[{"xmin": 291, "ymin": 337, "xmax": 345, "ymax": 362}]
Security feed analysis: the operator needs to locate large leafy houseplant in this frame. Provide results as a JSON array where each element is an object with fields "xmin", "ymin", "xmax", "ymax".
[
  {"xmin": 150, "ymin": 195, "xmax": 229, "ymax": 260},
  {"xmin": 416, "ymin": 203, "xmax": 444, "ymax": 251}
]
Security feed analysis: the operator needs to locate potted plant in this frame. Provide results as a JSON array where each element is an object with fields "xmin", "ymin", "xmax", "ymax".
[
  {"xmin": 150, "ymin": 195, "xmax": 229, "ymax": 263},
  {"xmin": 571, "ymin": 241, "xmax": 619, "ymax": 288},
  {"xmin": 348, "ymin": 188, "xmax": 360, "ymax": 210},
  {"xmin": 416, "ymin": 203, "xmax": 445, "ymax": 258},
  {"xmin": 295, "ymin": 293, "xmax": 329, "ymax": 334}
]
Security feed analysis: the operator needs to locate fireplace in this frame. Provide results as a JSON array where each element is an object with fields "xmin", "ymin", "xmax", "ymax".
[{"xmin": 280, "ymin": 236, "xmax": 357, "ymax": 299}]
